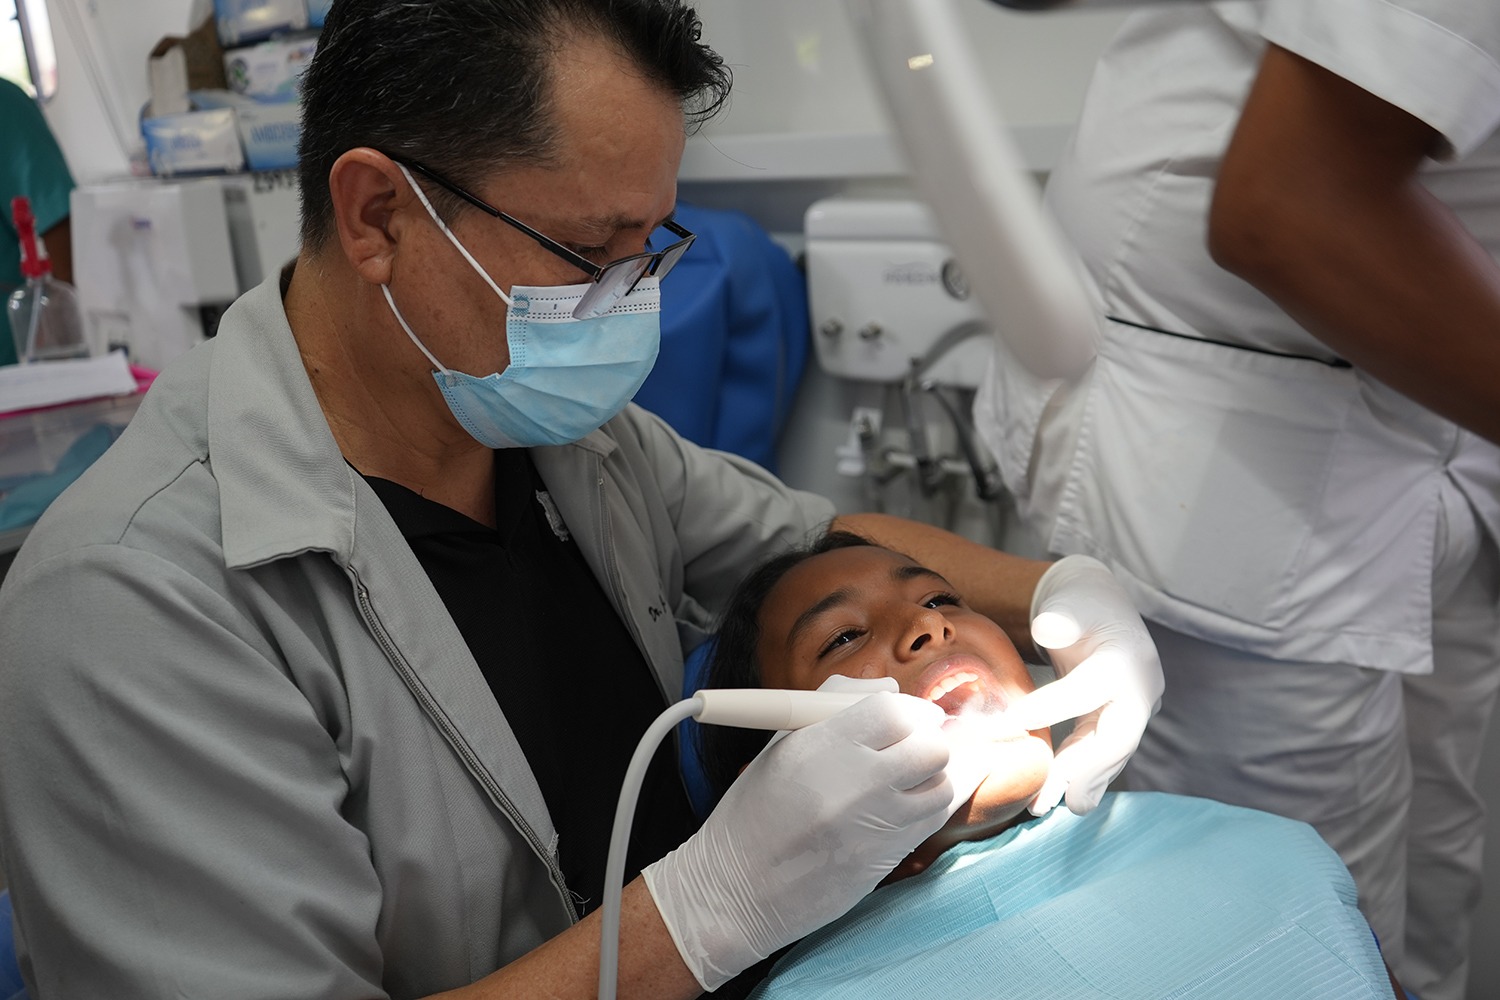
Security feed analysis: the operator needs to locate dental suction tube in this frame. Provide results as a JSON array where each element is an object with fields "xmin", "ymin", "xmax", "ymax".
[{"xmin": 597, "ymin": 688, "xmax": 877, "ymax": 1000}]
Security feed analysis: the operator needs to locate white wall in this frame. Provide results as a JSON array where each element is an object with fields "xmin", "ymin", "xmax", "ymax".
[
  {"xmin": 39, "ymin": 0, "xmax": 201, "ymax": 183},
  {"xmin": 693, "ymin": 0, "xmax": 1125, "ymax": 136},
  {"xmin": 685, "ymin": 0, "xmax": 1126, "ymax": 182}
]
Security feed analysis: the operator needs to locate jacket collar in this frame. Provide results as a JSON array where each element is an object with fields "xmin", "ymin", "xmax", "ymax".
[
  {"xmin": 208, "ymin": 273, "xmax": 621, "ymax": 569},
  {"xmin": 209, "ymin": 273, "xmax": 358, "ymax": 570}
]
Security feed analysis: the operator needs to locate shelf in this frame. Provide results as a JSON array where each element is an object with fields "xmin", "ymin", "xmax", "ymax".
[{"xmin": 678, "ymin": 125, "xmax": 1072, "ymax": 182}]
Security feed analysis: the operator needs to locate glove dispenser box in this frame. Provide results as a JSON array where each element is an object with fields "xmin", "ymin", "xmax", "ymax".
[{"xmin": 804, "ymin": 198, "xmax": 993, "ymax": 389}]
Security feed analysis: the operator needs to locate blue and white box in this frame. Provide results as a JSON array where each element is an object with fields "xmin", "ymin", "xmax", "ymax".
[
  {"xmin": 213, "ymin": 0, "xmax": 309, "ymax": 48},
  {"xmin": 235, "ymin": 101, "xmax": 302, "ymax": 172},
  {"xmin": 224, "ymin": 33, "xmax": 318, "ymax": 103},
  {"xmin": 142, "ymin": 109, "xmax": 246, "ymax": 176}
]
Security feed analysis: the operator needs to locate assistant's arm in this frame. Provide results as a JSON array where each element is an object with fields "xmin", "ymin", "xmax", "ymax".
[{"xmin": 1208, "ymin": 43, "xmax": 1500, "ymax": 443}]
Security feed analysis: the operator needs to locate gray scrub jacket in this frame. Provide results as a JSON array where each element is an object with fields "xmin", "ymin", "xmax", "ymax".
[{"xmin": 0, "ymin": 275, "xmax": 835, "ymax": 998}]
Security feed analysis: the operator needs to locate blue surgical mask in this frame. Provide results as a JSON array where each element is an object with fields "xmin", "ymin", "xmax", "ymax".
[{"xmin": 381, "ymin": 164, "xmax": 661, "ymax": 449}]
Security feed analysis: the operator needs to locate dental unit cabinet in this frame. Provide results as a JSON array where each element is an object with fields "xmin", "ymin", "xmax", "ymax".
[{"xmin": 804, "ymin": 196, "xmax": 1004, "ymax": 534}]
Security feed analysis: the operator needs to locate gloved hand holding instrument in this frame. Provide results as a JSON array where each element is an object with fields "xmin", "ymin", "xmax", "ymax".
[{"xmin": 616, "ymin": 677, "xmax": 986, "ymax": 995}]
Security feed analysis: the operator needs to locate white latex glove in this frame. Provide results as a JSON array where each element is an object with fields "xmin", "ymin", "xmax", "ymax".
[
  {"xmin": 643, "ymin": 676, "xmax": 983, "ymax": 991},
  {"xmin": 1005, "ymin": 554, "xmax": 1164, "ymax": 816}
]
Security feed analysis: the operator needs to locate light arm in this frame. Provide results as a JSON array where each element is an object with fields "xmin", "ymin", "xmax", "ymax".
[{"xmin": 1208, "ymin": 43, "xmax": 1500, "ymax": 444}]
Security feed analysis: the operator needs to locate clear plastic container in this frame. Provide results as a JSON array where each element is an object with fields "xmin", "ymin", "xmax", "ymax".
[
  {"xmin": 0, "ymin": 391, "xmax": 144, "ymax": 553},
  {"xmin": 8, "ymin": 195, "xmax": 90, "ymax": 365},
  {"xmin": 8, "ymin": 275, "xmax": 89, "ymax": 364}
]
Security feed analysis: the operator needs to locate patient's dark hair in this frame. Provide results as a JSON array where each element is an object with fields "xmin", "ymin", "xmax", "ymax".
[{"xmin": 697, "ymin": 530, "xmax": 881, "ymax": 806}]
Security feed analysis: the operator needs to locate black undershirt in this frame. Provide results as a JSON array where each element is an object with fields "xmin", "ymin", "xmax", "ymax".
[{"xmin": 362, "ymin": 449, "xmax": 698, "ymax": 916}]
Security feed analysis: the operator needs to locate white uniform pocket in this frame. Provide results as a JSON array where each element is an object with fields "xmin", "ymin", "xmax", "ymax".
[{"xmin": 1048, "ymin": 322, "xmax": 1442, "ymax": 669}]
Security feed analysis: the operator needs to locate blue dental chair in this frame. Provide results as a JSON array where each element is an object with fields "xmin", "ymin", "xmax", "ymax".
[
  {"xmin": 0, "ymin": 889, "xmax": 26, "ymax": 1000},
  {"xmin": 632, "ymin": 202, "xmax": 810, "ymax": 476}
]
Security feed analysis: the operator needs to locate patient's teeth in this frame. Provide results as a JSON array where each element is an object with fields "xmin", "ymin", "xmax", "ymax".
[{"xmin": 926, "ymin": 670, "xmax": 981, "ymax": 702}]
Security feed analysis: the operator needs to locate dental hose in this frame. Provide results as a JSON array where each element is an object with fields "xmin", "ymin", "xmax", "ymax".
[{"xmin": 598, "ymin": 689, "xmax": 875, "ymax": 1000}]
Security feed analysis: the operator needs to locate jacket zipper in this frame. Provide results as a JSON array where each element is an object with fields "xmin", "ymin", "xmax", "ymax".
[
  {"xmin": 591, "ymin": 455, "xmax": 671, "ymax": 707},
  {"xmin": 351, "ymin": 571, "xmax": 580, "ymax": 923},
  {"xmin": 590, "ymin": 455, "xmax": 701, "ymax": 812}
]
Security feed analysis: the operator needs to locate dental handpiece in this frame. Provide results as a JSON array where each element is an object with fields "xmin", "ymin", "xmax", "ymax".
[
  {"xmin": 600, "ymin": 688, "xmax": 872, "ymax": 999},
  {"xmin": 691, "ymin": 687, "xmax": 875, "ymax": 730}
]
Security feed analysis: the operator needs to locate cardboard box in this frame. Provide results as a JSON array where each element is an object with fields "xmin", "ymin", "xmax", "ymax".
[
  {"xmin": 213, "ymin": 0, "xmax": 309, "ymax": 48},
  {"xmin": 223, "ymin": 32, "xmax": 317, "ymax": 103},
  {"xmin": 147, "ymin": 17, "xmax": 229, "ymax": 118},
  {"xmin": 142, "ymin": 108, "xmax": 246, "ymax": 176},
  {"xmin": 234, "ymin": 101, "xmax": 302, "ymax": 172}
]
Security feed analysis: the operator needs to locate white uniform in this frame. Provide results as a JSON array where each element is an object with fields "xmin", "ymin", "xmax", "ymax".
[{"xmin": 975, "ymin": 3, "xmax": 1500, "ymax": 997}]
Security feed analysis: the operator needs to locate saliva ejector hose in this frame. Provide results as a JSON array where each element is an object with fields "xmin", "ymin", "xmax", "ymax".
[{"xmin": 597, "ymin": 688, "xmax": 874, "ymax": 1000}]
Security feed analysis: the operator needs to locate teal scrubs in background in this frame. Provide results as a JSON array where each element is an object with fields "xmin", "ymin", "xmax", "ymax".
[{"xmin": 0, "ymin": 77, "xmax": 75, "ymax": 367}]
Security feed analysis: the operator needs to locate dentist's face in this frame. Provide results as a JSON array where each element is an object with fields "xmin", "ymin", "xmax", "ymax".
[
  {"xmin": 391, "ymin": 32, "xmax": 685, "ymax": 382},
  {"xmin": 756, "ymin": 545, "xmax": 1053, "ymax": 871}
]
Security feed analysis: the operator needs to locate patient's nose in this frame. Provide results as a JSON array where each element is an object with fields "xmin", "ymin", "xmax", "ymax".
[{"xmin": 904, "ymin": 608, "xmax": 953, "ymax": 655}]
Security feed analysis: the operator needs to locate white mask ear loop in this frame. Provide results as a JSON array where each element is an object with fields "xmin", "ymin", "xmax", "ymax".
[
  {"xmin": 381, "ymin": 283, "xmax": 452, "ymax": 376},
  {"xmin": 394, "ymin": 162, "xmax": 514, "ymax": 306}
]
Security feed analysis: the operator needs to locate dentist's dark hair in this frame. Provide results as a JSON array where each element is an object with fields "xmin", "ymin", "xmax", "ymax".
[
  {"xmin": 297, "ymin": 0, "xmax": 731, "ymax": 254},
  {"xmin": 696, "ymin": 529, "xmax": 881, "ymax": 807}
]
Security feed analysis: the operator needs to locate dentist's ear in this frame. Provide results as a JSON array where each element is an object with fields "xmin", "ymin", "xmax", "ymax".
[{"xmin": 327, "ymin": 147, "xmax": 413, "ymax": 287}]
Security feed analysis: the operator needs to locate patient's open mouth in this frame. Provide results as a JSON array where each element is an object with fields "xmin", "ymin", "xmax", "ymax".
[{"xmin": 919, "ymin": 657, "xmax": 1008, "ymax": 719}]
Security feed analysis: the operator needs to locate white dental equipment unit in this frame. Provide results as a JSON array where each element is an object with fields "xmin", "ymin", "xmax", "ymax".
[{"xmin": 805, "ymin": 197, "xmax": 1006, "ymax": 516}]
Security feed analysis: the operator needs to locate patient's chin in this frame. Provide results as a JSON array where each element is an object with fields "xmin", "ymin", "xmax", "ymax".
[
  {"xmin": 945, "ymin": 733, "xmax": 1053, "ymax": 837},
  {"xmin": 879, "ymin": 732, "xmax": 1053, "ymax": 886}
]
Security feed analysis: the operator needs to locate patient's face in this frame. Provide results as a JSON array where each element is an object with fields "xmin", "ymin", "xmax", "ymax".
[{"xmin": 756, "ymin": 545, "xmax": 1053, "ymax": 868}]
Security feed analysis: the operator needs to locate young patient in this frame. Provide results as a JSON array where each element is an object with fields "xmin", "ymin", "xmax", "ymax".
[
  {"xmin": 695, "ymin": 531, "xmax": 1404, "ymax": 1000},
  {"xmin": 699, "ymin": 529, "xmax": 1053, "ymax": 880}
]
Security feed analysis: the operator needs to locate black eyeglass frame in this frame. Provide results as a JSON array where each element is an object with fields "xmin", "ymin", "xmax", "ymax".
[{"xmin": 389, "ymin": 154, "xmax": 694, "ymax": 318}]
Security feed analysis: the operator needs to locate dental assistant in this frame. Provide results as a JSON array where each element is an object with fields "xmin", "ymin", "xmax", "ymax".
[
  {"xmin": 0, "ymin": 2, "xmax": 1161, "ymax": 999},
  {"xmin": 976, "ymin": 2, "xmax": 1500, "ymax": 998}
]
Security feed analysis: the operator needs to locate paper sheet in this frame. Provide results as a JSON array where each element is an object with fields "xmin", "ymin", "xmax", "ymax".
[{"xmin": 0, "ymin": 351, "xmax": 139, "ymax": 415}]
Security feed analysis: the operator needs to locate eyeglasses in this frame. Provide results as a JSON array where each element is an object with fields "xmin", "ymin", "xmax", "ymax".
[{"xmin": 390, "ymin": 155, "xmax": 695, "ymax": 319}]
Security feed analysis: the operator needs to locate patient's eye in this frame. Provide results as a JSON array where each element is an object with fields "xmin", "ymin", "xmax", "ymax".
[
  {"xmin": 819, "ymin": 628, "xmax": 864, "ymax": 657},
  {"xmin": 923, "ymin": 592, "xmax": 962, "ymax": 609}
]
